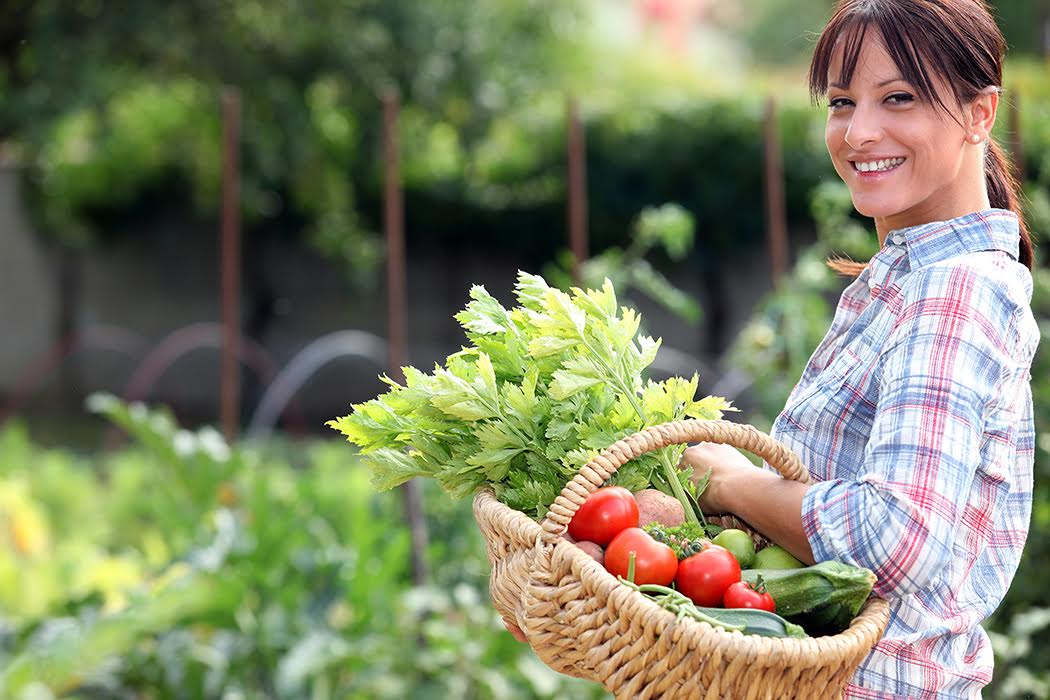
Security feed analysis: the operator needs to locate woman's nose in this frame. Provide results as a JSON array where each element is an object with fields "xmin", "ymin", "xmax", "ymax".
[{"xmin": 844, "ymin": 104, "xmax": 883, "ymax": 150}]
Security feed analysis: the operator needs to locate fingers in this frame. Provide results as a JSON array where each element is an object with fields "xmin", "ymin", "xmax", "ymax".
[
  {"xmin": 502, "ymin": 617, "xmax": 528, "ymax": 642},
  {"xmin": 683, "ymin": 442, "xmax": 751, "ymax": 472},
  {"xmin": 682, "ymin": 442, "xmax": 720, "ymax": 480}
]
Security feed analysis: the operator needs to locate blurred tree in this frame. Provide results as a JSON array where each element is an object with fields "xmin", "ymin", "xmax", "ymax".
[
  {"xmin": 0, "ymin": 0, "xmax": 587, "ymax": 281},
  {"xmin": 732, "ymin": 0, "xmax": 832, "ymax": 65},
  {"xmin": 990, "ymin": 0, "xmax": 1050, "ymax": 58}
]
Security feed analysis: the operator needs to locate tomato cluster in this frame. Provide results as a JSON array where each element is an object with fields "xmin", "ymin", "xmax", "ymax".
[{"xmin": 568, "ymin": 486, "xmax": 776, "ymax": 612}]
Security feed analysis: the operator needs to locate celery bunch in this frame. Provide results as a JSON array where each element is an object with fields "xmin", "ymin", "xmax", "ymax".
[{"xmin": 328, "ymin": 272, "xmax": 732, "ymax": 519}]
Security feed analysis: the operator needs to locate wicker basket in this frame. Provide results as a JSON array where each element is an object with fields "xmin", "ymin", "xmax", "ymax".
[{"xmin": 473, "ymin": 419, "xmax": 890, "ymax": 700}]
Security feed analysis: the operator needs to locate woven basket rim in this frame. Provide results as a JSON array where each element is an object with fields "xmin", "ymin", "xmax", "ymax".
[
  {"xmin": 538, "ymin": 419, "xmax": 812, "ymax": 546},
  {"xmin": 475, "ymin": 486, "xmax": 890, "ymax": 661}
]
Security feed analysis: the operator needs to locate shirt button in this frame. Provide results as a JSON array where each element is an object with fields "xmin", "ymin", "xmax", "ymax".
[{"xmin": 891, "ymin": 234, "xmax": 905, "ymax": 246}]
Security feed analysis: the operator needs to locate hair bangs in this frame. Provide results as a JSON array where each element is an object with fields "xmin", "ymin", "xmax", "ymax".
[
  {"xmin": 808, "ymin": 1, "xmax": 960, "ymax": 121},
  {"xmin": 808, "ymin": 16, "xmax": 867, "ymax": 101}
]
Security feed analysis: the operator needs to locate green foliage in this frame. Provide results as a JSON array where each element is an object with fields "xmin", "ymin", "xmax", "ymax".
[
  {"xmin": 546, "ymin": 204, "xmax": 703, "ymax": 324},
  {"xmin": 1, "ymin": 0, "xmax": 588, "ymax": 281},
  {"xmin": 3, "ymin": 0, "xmax": 1049, "ymax": 284},
  {"xmin": 0, "ymin": 405, "xmax": 609, "ymax": 699},
  {"xmin": 329, "ymin": 273, "xmax": 732, "ymax": 520},
  {"xmin": 29, "ymin": 79, "xmax": 221, "ymax": 248},
  {"xmin": 731, "ymin": 0, "xmax": 831, "ymax": 65},
  {"xmin": 988, "ymin": 2, "xmax": 1050, "ymax": 58},
  {"xmin": 987, "ymin": 607, "xmax": 1050, "ymax": 699},
  {"xmin": 401, "ymin": 93, "xmax": 835, "ymax": 265}
]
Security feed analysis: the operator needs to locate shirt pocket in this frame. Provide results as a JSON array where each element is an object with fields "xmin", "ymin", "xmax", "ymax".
[{"xmin": 774, "ymin": 345, "xmax": 875, "ymax": 441}]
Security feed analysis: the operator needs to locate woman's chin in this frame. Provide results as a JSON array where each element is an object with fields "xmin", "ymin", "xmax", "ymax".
[{"xmin": 849, "ymin": 195, "xmax": 902, "ymax": 220}]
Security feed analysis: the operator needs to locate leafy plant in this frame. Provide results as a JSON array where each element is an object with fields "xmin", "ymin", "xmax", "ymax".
[
  {"xmin": 329, "ymin": 272, "xmax": 732, "ymax": 522},
  {"xmin": 546, "ymin": 203, "xmax": 703, "ymax": 324},
  {"xmin": 1, "ymin": 0, "xmax": 590, "ymax": 284},
  {"xmin": 0, "ymin": 405, "xmax": 610, "ymax": 699}
]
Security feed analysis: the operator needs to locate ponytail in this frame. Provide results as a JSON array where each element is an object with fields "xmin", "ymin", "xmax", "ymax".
[
  {"xmin": 985, "ymin": 138, "xmax": 1034, "ymax": 270},
  {"xmin": 827, "ymin": 256, "xmax": 867, "ymax": 277}
]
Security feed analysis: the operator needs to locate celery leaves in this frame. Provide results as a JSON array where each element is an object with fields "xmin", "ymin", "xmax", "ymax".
[{"xmin": 328, "ymin": 272, "xmax": 734, "ymax": 519}]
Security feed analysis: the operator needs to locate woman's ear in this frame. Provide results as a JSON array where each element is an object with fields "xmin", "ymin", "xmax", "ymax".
[{"xmin": 968, "ymin": 86, "xmax": 1000, "ymax": 142}]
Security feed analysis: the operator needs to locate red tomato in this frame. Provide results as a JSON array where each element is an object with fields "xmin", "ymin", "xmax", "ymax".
[
  {"xmin": 604, "ymin": 527, "xmax": 678, "ymax": 586},
  {"xmin": 568, "ymin": 486, "xmax": 639, "ymax": 546},
  {"xmin": 675, "ymin": 544, "xmax": 741, "ymax": 607},
  {"xmin": 723, "ymin": 581, "xmax": 776, "ymax": 612}
]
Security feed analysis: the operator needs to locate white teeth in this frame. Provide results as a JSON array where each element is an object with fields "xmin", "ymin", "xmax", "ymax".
[{"xmin": 854, "ymin": 157, "xmax": 905, "ymax": 173}]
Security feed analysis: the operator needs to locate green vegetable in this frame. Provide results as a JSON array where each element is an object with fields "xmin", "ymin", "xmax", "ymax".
[
  {"xmin": 328, "ymin": 272, "xmax": 733, "ymax": 519},
  {"xmin": 752, "ymin": 544, "xmax": 805, "ymax": 569},
  {"xmin": 689, "ymin": 605, "xmax": 806, "ymax": 638},
  {"xmin": 742, "ymin": 561, "xmax": 876, "ymax": 635},
  {"xmin": 619, "ymin": 579, "xmax": 807, "ymax": 639},
  {"xmin": 712, "ymin": 528, "xmax": 756, "ymax": 568}
]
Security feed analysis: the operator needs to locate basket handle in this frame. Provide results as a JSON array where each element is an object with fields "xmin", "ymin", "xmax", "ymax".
[{"xmin": 539, "ymin": 419, "xmax": 811, "ymax": 545}]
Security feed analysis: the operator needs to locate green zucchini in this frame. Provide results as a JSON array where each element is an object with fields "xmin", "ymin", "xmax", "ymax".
[
  {"xmin": 690, "ymin": 605, "xmax": 808, "ymax": 639},
  {"xmin": 742, "ymin": 561, "xmax": 876, "ymax": 635}
]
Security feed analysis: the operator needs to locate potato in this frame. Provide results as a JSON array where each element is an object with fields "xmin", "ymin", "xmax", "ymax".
[
  {"xmin": 575, "ymin": 540, "xmax": 604, "ymax": 564},
  {"xmin": 633, "ymin": 488, "xmax": 685, "ymax": 528}
]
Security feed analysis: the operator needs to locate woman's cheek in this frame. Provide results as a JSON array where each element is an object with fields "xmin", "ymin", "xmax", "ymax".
[{"xmin": 825, "ymin": 122, "xmax": 848, "ymax": 174}]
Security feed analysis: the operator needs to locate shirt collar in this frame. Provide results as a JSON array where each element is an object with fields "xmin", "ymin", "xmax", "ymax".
[{"xmin": 883, "ymin": 208, "xmax": 1020, "ymax": 270}]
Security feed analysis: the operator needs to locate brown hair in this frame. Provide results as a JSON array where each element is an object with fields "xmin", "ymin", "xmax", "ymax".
[{"xmin": 808, "ymin": 0, "xmax": 1033, "ymax": 275}]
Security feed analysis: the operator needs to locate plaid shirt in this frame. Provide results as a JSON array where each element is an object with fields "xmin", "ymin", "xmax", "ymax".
[{"xmin": 771, "ymin": 209, "xmax": 1038, "ymax": 699}]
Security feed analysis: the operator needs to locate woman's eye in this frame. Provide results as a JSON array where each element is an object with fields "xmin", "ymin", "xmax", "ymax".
[
  {"xmin": 886, "ymin": 93, "xmax": 914, "ymax": 104},
  {"xmin": 828, "ymin": 97, "xmax": 853, "ymax": 109}
]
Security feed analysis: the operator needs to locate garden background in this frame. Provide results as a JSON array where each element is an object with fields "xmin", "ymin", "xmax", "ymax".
[{"xmin": 1, "ymin": 0, "xmax": 1049, "ymax": 697}]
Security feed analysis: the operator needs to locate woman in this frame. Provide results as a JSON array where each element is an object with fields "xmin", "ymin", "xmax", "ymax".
[
  {"xmin": 507, "ymin": 0, "xmax": 1036, "ymax": 695},
  {"xmin": 684, "ymin": 0, "xmax": 1037, "ymax": 697}
]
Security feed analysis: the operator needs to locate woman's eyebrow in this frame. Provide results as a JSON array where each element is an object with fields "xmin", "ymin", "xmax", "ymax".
[{"xmin": 828, "ymin": 76, "xmax": 906, "ymax": 90}]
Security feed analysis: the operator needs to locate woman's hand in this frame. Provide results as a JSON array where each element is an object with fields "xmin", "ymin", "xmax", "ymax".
[
  {"xmin": 681, "ymin": 442, "xmax": 758, "ymax": 515},
  {"xmin": 681, "ymin": 441, "xmax": 817, "ymax": 565}
]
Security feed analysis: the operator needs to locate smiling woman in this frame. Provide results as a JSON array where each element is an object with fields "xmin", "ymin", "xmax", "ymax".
[
  {"xmin": 807, "ymin": 0, "xmax": 1033, "ymax": 270},
  {"xmin": 680, "ymin": 1, "xmax": 1040, "ymax": 698}
]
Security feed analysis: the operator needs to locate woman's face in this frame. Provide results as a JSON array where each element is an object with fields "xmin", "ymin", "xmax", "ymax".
[{"xmin": 824, "ymin": 30, "xmax": 973, "ymax": 229}]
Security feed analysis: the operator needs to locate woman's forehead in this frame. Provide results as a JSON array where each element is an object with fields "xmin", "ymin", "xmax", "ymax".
[{"xmin": 827, "ymin": 30, "xmax": 899, "ymax": 88}]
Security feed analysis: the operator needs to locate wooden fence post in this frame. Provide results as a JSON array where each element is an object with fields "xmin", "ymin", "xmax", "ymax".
[
  {"xmin": 220, "ymin": 87, "xmax": 242, "ymax": 443},
  {"xmin": 763, "ymin": 97, "xmax": 789, "ymax": 286},
  {"xmin": 382, "ymin": 90, "xmax": 429, "ymax": 588},
  {"xmin": 567, "ymin": 96, "xmax": 589, "ymax": 284}
]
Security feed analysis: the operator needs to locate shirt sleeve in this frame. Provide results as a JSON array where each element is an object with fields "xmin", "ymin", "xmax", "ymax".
[{"xmin": 801, "ymin": 266, "xmax": 1015, "ymax": 597}]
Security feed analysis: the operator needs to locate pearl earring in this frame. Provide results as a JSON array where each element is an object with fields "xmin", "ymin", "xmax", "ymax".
[{"xmin": 971, "ymin": 134, "xmax": 981, "ymax": 143}]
